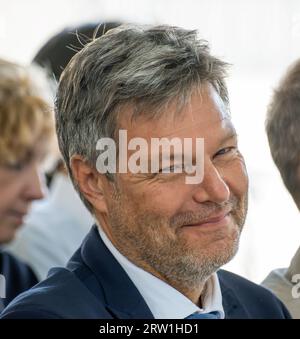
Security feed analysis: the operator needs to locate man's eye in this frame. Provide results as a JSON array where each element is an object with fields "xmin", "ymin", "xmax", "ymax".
[{"xmin": 214, "ymin": 147, "xmax": 236, "ymax": 157}]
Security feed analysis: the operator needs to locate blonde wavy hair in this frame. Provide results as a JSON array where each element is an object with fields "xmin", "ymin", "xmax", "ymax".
[{"xmin": 0, "ymin": 58, "xmax": 54, "ymax": 166}]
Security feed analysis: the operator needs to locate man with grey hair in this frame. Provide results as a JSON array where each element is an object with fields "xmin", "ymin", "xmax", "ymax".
[
  {"xmin": 262, "ymin": 59, "xmax": 300, "ymax": 319},
  {"xmin": 1, "ymin": 24, "xmax": 291, "ymax": 319}
]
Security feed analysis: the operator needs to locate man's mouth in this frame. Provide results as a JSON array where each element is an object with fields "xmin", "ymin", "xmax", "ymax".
[{"xmin": 181, "ymin": 209, "xmax": 232, "ymax": 229}]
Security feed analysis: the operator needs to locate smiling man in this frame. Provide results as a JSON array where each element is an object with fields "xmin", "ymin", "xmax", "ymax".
[{"xmin": 1, "ymin": 25, "xmax": 291, "ymax": 319}]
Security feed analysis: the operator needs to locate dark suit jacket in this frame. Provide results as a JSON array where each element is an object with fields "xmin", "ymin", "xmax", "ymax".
[
  {"xmin": 0, "ymin": 225, "xmax": 291, "ymax": 319},
  {"xmin": 0, "ymin": 250, "xmax": 38, "ymax": 310}
]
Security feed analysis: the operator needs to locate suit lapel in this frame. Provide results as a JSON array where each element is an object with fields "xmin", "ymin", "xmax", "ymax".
[
  {"xmin": 80, "ymin": 225, "xmax": 154, "ymax": 319},
  {"xmin": 218, "ymin": 271, "xmax": 250, "ymax": 319}
]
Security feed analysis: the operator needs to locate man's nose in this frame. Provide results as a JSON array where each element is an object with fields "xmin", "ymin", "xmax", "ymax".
[
  {"xmin": 23, "ymin": 165, "xmax": 45, "ymax": 202},
  {"xmin": 192, "ymin": 160, "xmax": 230, "ymax": 204}
]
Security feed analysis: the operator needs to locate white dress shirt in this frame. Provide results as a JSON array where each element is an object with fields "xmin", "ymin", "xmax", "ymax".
[{"xmin": 98, "ymin": 227, "xmax": 225, "ymax": 319}]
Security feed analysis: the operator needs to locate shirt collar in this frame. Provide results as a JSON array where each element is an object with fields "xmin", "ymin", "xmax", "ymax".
[{"xmin": 98, "ymin": 226, "xmax": 224, "ymax": 319}]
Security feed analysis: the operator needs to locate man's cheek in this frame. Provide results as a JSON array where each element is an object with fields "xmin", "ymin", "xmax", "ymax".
[{"xmin": 228, "ymin": 162, "xmax": 248, "ymax": 195}]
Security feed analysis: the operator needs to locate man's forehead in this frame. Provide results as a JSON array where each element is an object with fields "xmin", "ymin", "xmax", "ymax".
[{"xmin": 121, "ymin": 86, "xmax": 231, "ymax": 139}]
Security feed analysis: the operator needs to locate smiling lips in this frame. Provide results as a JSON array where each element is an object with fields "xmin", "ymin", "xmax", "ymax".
[{"xmin": 182, "ymin": 210, "xmax": 231, "ymax": 229}]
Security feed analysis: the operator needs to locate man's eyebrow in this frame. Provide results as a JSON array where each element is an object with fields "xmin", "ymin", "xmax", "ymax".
[
  {"xmin": 145, "ymin": 127, "xmax": 238, "ymax": 166},
  {"xmin": 218, "ymin": 129, "xmax": 238, "ymax": 147}
]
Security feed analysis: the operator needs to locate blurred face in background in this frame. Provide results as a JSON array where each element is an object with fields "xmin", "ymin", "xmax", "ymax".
[
  {"xmin": 0, "ymin": 58, "xmax": 54, "ymax": 244},
  {"xmin": 0, "ymin": 156, "xmax": 45, "ymax": 244}
]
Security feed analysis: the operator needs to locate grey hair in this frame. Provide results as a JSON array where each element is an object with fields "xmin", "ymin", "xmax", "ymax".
[
  {"xmin": 266, "ymin": 59, "xmax": 300, "ymax": 208},
  {"xmin": 55, "ymin": 24, "xmax": 229, "ymax": 212}
]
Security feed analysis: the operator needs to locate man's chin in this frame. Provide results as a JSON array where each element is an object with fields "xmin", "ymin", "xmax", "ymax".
[
  {"xmin": 183, "ymin": 229, "xmax": 241, "ymax": 270},
  {"xmin": 202, "ymin": 234, "xmax": 240, "ymax": 269}
]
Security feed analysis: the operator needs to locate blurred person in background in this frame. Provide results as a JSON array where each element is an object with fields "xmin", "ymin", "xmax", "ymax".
[
  {"xmin": 0, "ymin": 58, "xmax": 54, "ymax": 310},
  {"xmin": 7, "ymin": 22, "xmax": 119, "ymax": 280},
  {"xmin": 262, "ymin": 59, "xmax": 300, "ymax": 319}
]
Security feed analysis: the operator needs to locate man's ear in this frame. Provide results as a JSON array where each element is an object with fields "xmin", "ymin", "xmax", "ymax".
[{"xmin": 70, "ymin": 155, "xmax": 108, "ymax": 214}]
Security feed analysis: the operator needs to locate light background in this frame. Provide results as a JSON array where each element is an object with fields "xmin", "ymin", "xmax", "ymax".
[{"xmin": 1, "ymin": 0, "xmax": 300, "ymax": 283}]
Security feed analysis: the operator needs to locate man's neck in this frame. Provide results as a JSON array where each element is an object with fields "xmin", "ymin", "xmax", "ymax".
[{"xmin": 96, "ymin": 219, "xmax": 206, "ymax": 306}]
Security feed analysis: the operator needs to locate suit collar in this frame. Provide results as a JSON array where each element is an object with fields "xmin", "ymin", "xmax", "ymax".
[{"xmin": 80, "ymin": 225, "xmax": 154, "ymax": 319}]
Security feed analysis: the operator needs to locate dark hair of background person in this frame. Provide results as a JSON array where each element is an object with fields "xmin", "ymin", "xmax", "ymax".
[
  {"xmin": 266, "ymin": 59, "xmax": 300, "ymax": 209},
  {"xmin": 33, "ymin": 21, "xmax": 121, "ymax": 82}
]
